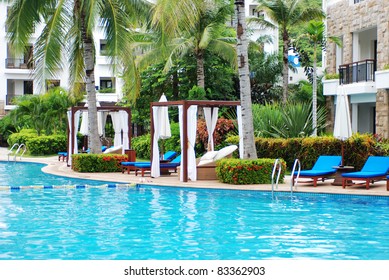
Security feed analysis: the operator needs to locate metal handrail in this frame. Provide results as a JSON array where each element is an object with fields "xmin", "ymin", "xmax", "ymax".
[
  {"xmin": 15, "ymin": 143, "xmax": 26, "ymax": 160},
  {"xmin": 290, "ymin": 159, "xmax": 301, "ymax": 194},
  {"xmin": 7, "ymin": 143, "xmax": 26, "ymax": 161},
  {"xmin": 7, "ymin": 143, "xmax": 19, "ymax": 161},
  {"xmin": 271, "ymin": 158, "xmax": 282, "ymax": 199}
]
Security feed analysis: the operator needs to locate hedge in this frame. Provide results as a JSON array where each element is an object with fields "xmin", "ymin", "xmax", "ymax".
[
  {"xmin": 72, "ymin": 154, "xmax": 128, "ymax": 172},
  {"xmin": 216, "ymin": 158, "xmax": 286, "ymax": 185},
  {"xmin": 226, "ymin": 133, "xmax": 386, "ymax": 170}
]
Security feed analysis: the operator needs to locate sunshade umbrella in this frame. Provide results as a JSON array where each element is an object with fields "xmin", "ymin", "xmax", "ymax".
[{"xmin": 333, "ymin": 87, "xmax": 352, "ymax": 166}]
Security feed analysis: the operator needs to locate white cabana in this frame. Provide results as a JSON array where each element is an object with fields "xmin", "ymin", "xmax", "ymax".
[
  {"xmin": 149, "ymin": 100, "xmax": 241, "ymax": 182},
  {"xmin": 67, "ymin": 105, "xmax": 131, "ymax": 165},
  {"xmin": 204, "ymin": 107, "xmax": 218, "ymax": 151}
]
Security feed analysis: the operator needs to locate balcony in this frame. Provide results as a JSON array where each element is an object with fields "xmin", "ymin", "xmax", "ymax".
[
  {"xmin": 5, "ymin": 58, "xmax": 34, "ymax": 69},
  {"xmin": 339, "ymin": 59, "xmax": 375, "ymax": 85}
]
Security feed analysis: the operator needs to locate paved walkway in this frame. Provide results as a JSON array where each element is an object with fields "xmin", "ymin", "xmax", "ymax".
[{"xmin": 1, "ymin": 147, "xmax": 388, "ymax": 196}]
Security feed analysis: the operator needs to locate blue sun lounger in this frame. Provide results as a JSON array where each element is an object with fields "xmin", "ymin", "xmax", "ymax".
[
  {"xmin": 292, "ymin": 155, "xmax": 342, "ymax": 187},
  {"xmin": 134, "ymin": 155, "xmax": 181, "ymax": 177},
  {"xmin": 341, "ymin": 156, "xmax": 389, "ymax": 189},
  {"xmin": 121, "ymin": 151, "xmax": 177, "ymax": 174}
]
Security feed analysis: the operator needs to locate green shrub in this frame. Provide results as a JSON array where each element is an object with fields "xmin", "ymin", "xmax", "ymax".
[
  {"xmin": 131, "ymin": 134, "xmax": 151, "ymax": 159},
  {"xmin": 216, "ymin": 158, "xmax": 286, "ymax": 185},
  {"xmin": 7, "ymin": 129, "xmax": 37, "ymax": 147},
  {"xmin": 324, "ymin": 73, "xmax": 339, "ymax": 79},
  {"xmin": 72, "ymin": 154, "xmax": 128, "ymax": 172},
  {"xmin": 27, "ymin": 135, "xmax": 67, "ymax": 155}
]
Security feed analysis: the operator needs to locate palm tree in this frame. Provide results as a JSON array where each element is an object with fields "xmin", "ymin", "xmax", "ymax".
[
  {"xmin": 296, "ymin": 20, "xmax": 342, "ymax": 136},
  {"xmin": 235, "ymin": 0, "xmax": 257, "ymax": 159},
  {"xmin": 135, "ymin": 0, "xmax": 236, "ymax": 92},
  {"xmin": 5, "ymin": 0, "xmax": 151, "ymax": 153},
  {"xmin": 252, "ymin": 0, "xmax": 324, "ymax": 103}
]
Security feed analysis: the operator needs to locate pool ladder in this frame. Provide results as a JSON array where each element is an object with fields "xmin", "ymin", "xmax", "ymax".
[
  {"xmin": 271, "ymin": 158, "xmax": 301, "ymax": 198},
  {"xmin": 7, "ymin": 143, "xmax": 27, "ymax": 161},
  {"xmin": 271, "ymin": 159, "xmax": 282, "ymax": 199},
  {"xmin": 290, "ymin": 159, "xmax": 301, "ymax": 193}
]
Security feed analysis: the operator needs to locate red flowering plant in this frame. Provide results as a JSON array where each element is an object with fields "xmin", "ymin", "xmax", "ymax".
[
  {"xmin": 196, "ymin": 118, "xmax": 236, "ymax": 154},
  {"xmin": 73, "ymin": 154, "xmax": 128, "ymax": 172},
  {"xmin": 216, "ymin": 158, "xmax": 286, "ymax": 185}
]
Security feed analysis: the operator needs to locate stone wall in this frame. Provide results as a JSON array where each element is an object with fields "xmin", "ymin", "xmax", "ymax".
[
  {"xmin": 326, "ymin": 0, "xmax": 389, "ymax": 71},
  {"xmin": 326, "ymin": 0, "xmax": 389, "ymax": 138}
]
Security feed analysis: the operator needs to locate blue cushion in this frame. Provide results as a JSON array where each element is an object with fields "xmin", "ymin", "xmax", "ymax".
[
  {"xmin": 360, "ymin": 156, "xmax": 389, "ymax": 173},
  {"xmin": 293, "ymin": 155, "xmax": 341, "ymax": 176},
  {"xmin": 342, "ymin": 171, "xmax": 387, "ymax": 178},
  {"xmin": 121, "ymin": 162, "xmax": 137, "ymax": 167},
  {"xmin": 298, "ymin": 170, "xmax": 337, "ymax": 176}
]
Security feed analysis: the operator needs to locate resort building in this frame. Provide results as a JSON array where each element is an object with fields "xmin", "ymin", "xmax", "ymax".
[
  {"xmin": 0, "ymin": 2, "xmax": 123, "ymax": 117},
  {"xmin": 323, "ymin": 0, "xmax": 389, "ymax": 138}
]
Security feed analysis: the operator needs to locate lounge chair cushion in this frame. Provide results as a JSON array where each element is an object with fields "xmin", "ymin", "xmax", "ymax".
[
  {"xmin": 103, "ymin": 145, "xmax": 123, "ymax": 154},
  {"xmin": 293, "ymin": 155, "xmax": 341, "ymax": 176},
  {"xmin": 299, "ymin": 170, "xmax": 337, "ymax": 176},
  {"xmin": 213, "ymin": 145, "xmax": 238, "ymax": 161},
  {"xmin": 342, "ymin": 171, "xmax": 387, "ymax": 178}
]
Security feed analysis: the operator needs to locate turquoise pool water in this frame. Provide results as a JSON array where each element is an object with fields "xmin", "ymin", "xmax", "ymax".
[
  {"xmin": 0, "ymin": 161, "xmax": 123, "ymax": 187},
  {"xmin": 1, "ymin": 183, "xmax": 389, "ymax": 260}
]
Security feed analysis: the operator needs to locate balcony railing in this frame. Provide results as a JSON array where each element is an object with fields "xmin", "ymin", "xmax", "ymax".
[
  {"xmin": 5, "ymin": 58, "xmax": 34, "ymax": 69},
  {"xmin": 338, "ymin": 59, "xmax": 375, "ymax": 85}
]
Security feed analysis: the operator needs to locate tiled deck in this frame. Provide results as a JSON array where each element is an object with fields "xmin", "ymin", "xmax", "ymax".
[{"xmin": 1, "ymin": 148, "xmax": 388, "ymax": 196}]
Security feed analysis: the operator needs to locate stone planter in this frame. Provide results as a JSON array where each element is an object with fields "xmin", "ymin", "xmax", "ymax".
[
  {"xmin": 375, "ymin": 70, "xmax": 389, "ymax": 89},
  {"xmin": 323, "ymin": 79, "xmax": 339, "ymax": 95}
]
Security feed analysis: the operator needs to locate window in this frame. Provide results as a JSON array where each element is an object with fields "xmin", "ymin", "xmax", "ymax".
[
  {"xmin": 24, "ymin": 81, "xmax": 33, "ymax": 95},
  {"xmin": 100, "ymin": 40, "xmax": 108, "ymax": 56},
  {"xmin": 99, "ymin": 78, "xmax": 115, "ymax": 93},
  {"xmin": 46, "ymin": 80, "xmax": 60, "ymax": 91}
]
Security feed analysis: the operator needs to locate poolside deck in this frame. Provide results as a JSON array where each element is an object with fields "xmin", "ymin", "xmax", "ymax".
[{"xmin": 1, "ymin": 147, "xmax": 388, "ymax": 196}]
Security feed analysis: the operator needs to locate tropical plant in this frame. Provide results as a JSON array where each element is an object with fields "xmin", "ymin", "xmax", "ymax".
[
  {"xmin": 251, "ymin": 0, "xmax": 324, "ymax": 103},
  {"xmin": 295, "ymin": 20, "xmax": 342, "ymax": 136},
  {"xmin": 5, "ymin": 0, "xmax": 151, "ymax": 153},
  {"xmin": 8, "ymin": 88, "xmax": 77, "ymax": 136},
  {"xmin": 252, "ymin": 102, "xmax": 327, "ymax": 138},
  {"xmin": 133, "ymin": 0, "xmax": 236, "ymax": 96},
  {"xmin": 235, "ymin": 0, "xmax": 257, "ymax": 159},
  {"xmin": 248, "ymin": 39, "xmax": 283, "ymax": 103}
]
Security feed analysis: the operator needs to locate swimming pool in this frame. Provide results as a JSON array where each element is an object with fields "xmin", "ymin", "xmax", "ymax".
[
  {"xmin": 0, "ymin": 161, "xmax": 124, "ymax": 187},
  {"xmin": 1, "ymin": 184, "xmax": 389, "ymax": 260}
]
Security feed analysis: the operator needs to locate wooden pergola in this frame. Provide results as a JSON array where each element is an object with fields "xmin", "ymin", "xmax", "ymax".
[
  {"xmin": 69, "ymin": 105, "xmax": 132, "ymax": 159},
  {"xmin": 150, "ymin": 100, "xmax": 240, "ymax": 182}
]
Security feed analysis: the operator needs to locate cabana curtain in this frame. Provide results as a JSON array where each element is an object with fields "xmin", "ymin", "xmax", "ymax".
[
  {"xmin": 179, "ymin": 105, "xmax": 198, "ymax": 181},
  {"xmin": 204, "ymin": 107, "xmax": 219, "ymax": 151},
  {"xmin": 237, "ymin": 106, "xmax": 244, "ymax": 159},
  {"xmin": 67, "ymin": 110, "xmax": 81, "ymax": 166},
  {"xmin": 151, "ymin": 106, "xmax": 161, "ymax": 178}
]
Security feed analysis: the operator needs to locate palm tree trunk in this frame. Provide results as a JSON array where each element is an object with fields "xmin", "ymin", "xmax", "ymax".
[
  {"xmin": 282, "ymin": 29, "xmax": 290, "ymax": 103},
  {"xmin": 81, "ymin": 9, "xmax": 100, "ymax": 154},
  {"xmin": 196, "ymin": 52, "xmax": 205, "ymax": 89},
  {"xmin": 312, "ymin": 43, "xmax": 318, "ymax": 136},
  {"xmin": 235, "ymin": 1, "xmax": 257, "ymax": 159}
]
